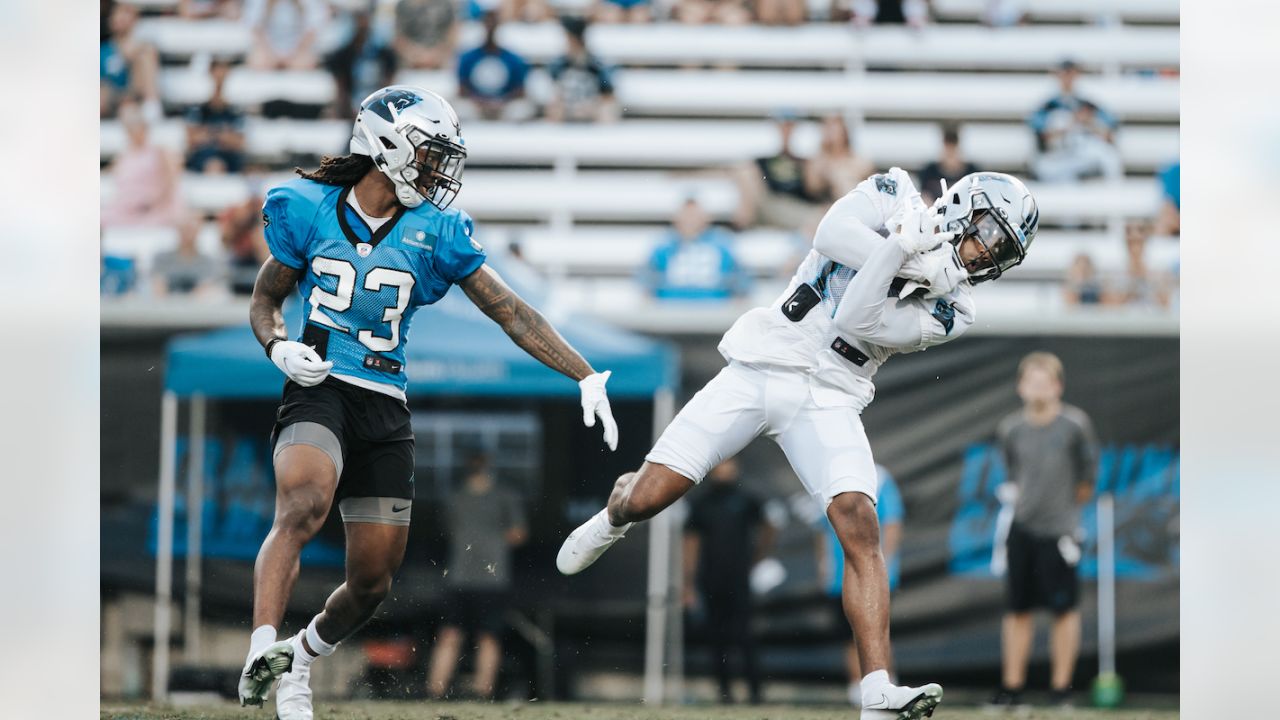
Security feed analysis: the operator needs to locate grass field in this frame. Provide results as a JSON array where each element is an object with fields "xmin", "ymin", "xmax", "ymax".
[{"xmin": 101, "ymin": 701, "xmax": 1179, "ymax": 720}]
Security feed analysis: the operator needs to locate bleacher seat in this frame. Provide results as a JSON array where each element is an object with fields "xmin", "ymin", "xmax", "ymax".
[
  {"xmin": 597, "ymin": 70, "xmax": 1180, "ymax": 120},
  {"xmin": 160, "ymin": 68, "xmax": 336, "ymax": 107},
  {"xmin": 101, "ymin": 170, "xmax": 1164, "ymax": 224},
  {"xmin": 932, "ymin": 0, "xmax": 1179, "ymax": 24},
  {"xmin": 139, "ymin": 19, "xmax": 1177, "ymax": 72},
  {"xmin": 487, "ymin": 225, "xmax": 1176, "ymax": 280},
  {"xmin": 100, "ymin": 118, "xmax": 1179, "ymax": 174}
]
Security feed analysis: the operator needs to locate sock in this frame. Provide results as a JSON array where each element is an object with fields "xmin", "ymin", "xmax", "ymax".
[
  {"xmin": 249, "ymin": 625, "xmax": 277, "ymax": 658},
  {"xmin": 304, "ymin": 616, "xmax": 339, "ymax": 661},
  {"xmin": 290, "ymin": 630, "xmax": 317, "ymax": 669},
  {"xmin": 861, "ymin": 669, "xmax": 890, "ymax": 705},
  {"xmin": 601, "ymin": 508, "xmax": 631, "ymax": 533}
]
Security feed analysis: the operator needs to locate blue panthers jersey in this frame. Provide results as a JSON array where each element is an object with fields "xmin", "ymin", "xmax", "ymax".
[{"xmin": 263, "ymin": 178, "xmax": 486, "ymax": 397}]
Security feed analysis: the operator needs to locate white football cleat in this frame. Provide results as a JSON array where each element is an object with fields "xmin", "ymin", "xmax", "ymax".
[
  {"xmin": 556, "ymin": 509, "xmax": 632, "ymax": 575},
  {"xmin": 275, "ymin": 635, "xmax": 314, "ymax": 720},
  {"xmin": 238, "ymin": 639, "xmax": 294, "ymax": 707},
  {"xmin": 861, "ymin": 682, "xmax": 943, "ymax": 720}
]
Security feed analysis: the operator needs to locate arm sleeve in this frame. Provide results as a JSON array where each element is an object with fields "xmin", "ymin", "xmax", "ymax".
[
  {"xmin": 435, "ymin": 210, "xmax": 487, "ymax": 283},
  {"xmin": 831, "ymin": 240, "xmax": 930, "ymax": 348},
  {"xmin": 812, "ymin": 169, "xmax": 944, "ymax": 285},
  {"xmin": 811, "ymin": 175, "xmax": 901, "ymax": 268},
  {"xmin": 261, "ymin": 186, "xmax": 306, "ymax": 270}
]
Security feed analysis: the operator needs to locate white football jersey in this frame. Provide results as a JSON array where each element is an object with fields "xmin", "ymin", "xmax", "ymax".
[{"xmin": 718, "ymin": 169, "xmax": 975, "ymax": 410}]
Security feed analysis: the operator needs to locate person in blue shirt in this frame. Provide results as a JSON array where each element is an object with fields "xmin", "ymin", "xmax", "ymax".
[
  {"xmin": 1155, "ymin": 160, "xmax": 1180, "ymax": 236},
  {"xmin": 1026, "ymin": 59, "xmax": 1122, "ymax": 183},
  {"xmin": 238, "ymin": 85, "xmax": 620, "ymax": 718},
  {"xmin": 817, "ymin": 465, "xmax": 904, "ymax": 707},
  {"xmin": 645, "ymin": 197, "xmax": 748, "ymax": 301},
  {"xmin": 455, "ymin": 11, "xmax": 534, "ymax": 122}
]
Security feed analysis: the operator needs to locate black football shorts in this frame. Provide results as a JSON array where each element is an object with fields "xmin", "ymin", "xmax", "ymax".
[{"xmin": 270, "ymin": 377, "xmax": 414, "ymax": 526}]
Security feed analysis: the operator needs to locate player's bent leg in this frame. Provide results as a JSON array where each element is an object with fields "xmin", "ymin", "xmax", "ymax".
[
  {"xmin": 240, "ymin": 442, "xmax": 339, "ymax": 707},
  {"xmin": 827, "ymin": 491, "xmax": 892, "ymax": 674},
  {"xmin": 827, "ymin": 492, "xmax": 946, "ymax": 720},
  {"xmin": 557, "ymin": 462, "xmax": 695, "ymax": 575},
  {"xmin": 274, "ymin": 520, "xmax": 409, "ymax": 719}
]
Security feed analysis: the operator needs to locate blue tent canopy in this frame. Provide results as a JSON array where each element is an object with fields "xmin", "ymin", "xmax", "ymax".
[{"xmin": 165, "ymin": 295, "xmax": 679, "ymax": 399}]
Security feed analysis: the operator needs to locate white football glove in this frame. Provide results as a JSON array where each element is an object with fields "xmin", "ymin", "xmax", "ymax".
[
  {"xmin": 895, "ymin": 205, "xmax": 956, "ymax": 255},
  {"xmin": 270, "ymin": 340, "xmax": 333, "ymax": 387},
  {"xmin": 579, "ymin": 370, "xmax": 618, "ymax": 451}
]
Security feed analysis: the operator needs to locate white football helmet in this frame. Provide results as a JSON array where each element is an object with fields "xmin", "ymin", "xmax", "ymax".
[
  {"xmin": 932, "ymin": 172, "xmax": 1038, "ymax": 283},
  {"xmin": 350, "ymin": 85, "xmax": 466, "ymax": 210}
]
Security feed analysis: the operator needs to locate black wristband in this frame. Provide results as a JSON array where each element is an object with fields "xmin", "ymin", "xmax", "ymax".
[{"xmin": 265, "ymin": 337, "xmax": 285, "ymax": 360}]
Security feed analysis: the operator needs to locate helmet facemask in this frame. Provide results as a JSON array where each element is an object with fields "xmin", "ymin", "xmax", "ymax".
[
  {"xmin": 401, "ymin": 131, "xmax": 465, "ymax": 210},
  {"xmin": 945, "ymin": 188, "xmax": 1028, "ymax": 284}
]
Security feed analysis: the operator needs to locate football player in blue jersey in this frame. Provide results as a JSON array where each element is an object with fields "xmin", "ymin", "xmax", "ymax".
[{"xmin": 237, "ymin": 86, "xmax": 619, "ymax": 716}]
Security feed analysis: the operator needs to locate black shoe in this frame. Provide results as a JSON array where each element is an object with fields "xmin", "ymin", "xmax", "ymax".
[
  {"xmin": 1049, "ymin": 688, "xmax": 1074, "ymax": 708},
  {"xmin": 985, "ymin": 687, "xmax": 1027, "ymax": 710}
]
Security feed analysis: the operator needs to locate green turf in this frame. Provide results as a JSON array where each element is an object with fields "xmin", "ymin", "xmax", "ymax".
[{"xmin": 101, "ymin": 700, "xmax": 1178, "ymax": 720}]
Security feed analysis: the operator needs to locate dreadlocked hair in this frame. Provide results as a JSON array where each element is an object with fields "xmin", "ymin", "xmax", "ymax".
[{"xmin": 296, "ymin": 154, "xmax": 376, "ymax": 187}]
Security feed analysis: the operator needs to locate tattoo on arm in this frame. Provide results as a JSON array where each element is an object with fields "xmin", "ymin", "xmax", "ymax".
[
  {"xmin": 461, "ymin": 265, "xmax": 594, "ymax": 381},
  {"xmin": 250, "ymin": 257, "xmax": 302, "ymax": 349}
]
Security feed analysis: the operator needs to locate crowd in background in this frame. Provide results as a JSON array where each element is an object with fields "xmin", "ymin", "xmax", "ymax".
[{"xmin": 101, "ymin": 0, "xmax": 1179, "ymax": 312}]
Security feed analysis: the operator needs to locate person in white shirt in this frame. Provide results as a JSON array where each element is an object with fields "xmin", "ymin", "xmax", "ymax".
[{"xmin": 557, "ymin": 168, "xmax": 1039, "ymax": 720}]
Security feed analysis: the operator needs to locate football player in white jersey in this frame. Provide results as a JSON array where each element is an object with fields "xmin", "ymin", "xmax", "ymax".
[{"xmin": 558, "ymin": 168, "xmax": 1038, "ymax": 720}]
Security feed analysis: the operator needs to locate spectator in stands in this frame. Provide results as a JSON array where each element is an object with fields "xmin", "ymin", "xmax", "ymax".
[
  {"xmin": 101, "ymin": 101, "xmax": 188, "ymax": 230},
  {"xmin": 646, "ymin": 197, "xmax": 748, "ymax": 301},
  {"xmin": 755, "ymin": 0, "xmax": 806, "ymax": 25},
  {"xmin": 816, "ymin": 464, "xmax": 904, "ymax": 707},
  {"xmin": 1062, "ymin": 252, "xmax": 1104, "ymax": 307},
  {"xmin": 178, "ymin": 0, "xmax": 242, "ymax": 20},
  {"xmin": 152, "ymin": 224, "xmax": 225, "ymax": 297},
  {"xmin": 545, "ymin": 17, "xmax": 619, "ymax": 123},
  {"xmin": 593, "ymin": 0, "xmax": 653, "ymax": 24},
  {"xmin": 846, "ymin": 0, "xmax": 930, "ymax": 27},
  {"xmin": 989, "ymin": 352, "xmax": 1098, "ymax": 710},
  {"xmin": 804, "ymin": 115, "xmax": 875, "ymax": 206},
  {"xmin": 245, "ymin": 0, "xmax": 326, "ymax": 71},
  {"xmin": 1153, "ymin": 160, "xmax": 1180, "ymax": 236},
  {"xmin": 673, "ymin": 0, "xmax": 752, "ymax": 25},
  {"xmin": 683, "ymin": 459, "xmax": 777, "ymax": 704},
  {"xmin": 100, "ymin": 1, "xmax": 161, "ymax": 120},
  {"xmin": 327, "ymin": 3, "xmax": 397, "ymax": 118},
  {"xmin": 427, "ymin": 453, "xmax": 528, "ymax": 700},
  {"xmin": 498, "ymin": 0, "xmax": 554, "ymax": 24},
  {"xmin": 455, "ymin": 11, "xmax": 535, "ymax": 121},
  {"xmin": 219, "ymin": 192, "xmax": 269, "ymax": 295},
  {"xmin": 733, "ymin": 110, "xmax": 819, "ymax": 231},
  {"xmin": 1108, "ymin": 222, "xmax": 1173, "ymax": 309},
  {"xmin": 394, "ymin": 0, "xmax": 459, "ymax": 70},
  {"xmin": 917, "ymin": 124, "xmax": 978, "ymax": 206},
  {"xmin": 1027, "ymin": 59, "xmax": 1122, "ymax": 184},
  {"xmin": 184, "ymin": 60, "xmax": 247, "ymax": 174}
]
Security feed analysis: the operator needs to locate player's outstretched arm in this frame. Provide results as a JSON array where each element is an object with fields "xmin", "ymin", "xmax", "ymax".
[{"xmin": 461, "ymin": 264, "xmax": 618, "ymax": 449}]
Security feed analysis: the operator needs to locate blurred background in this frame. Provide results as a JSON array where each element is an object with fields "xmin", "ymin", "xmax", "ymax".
[{"xmin": 99, "ymin": 0, "xmax": 1178, "ymax": 709}]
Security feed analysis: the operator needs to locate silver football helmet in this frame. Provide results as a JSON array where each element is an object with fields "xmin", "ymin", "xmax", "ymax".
[
  {"xmin": 932, "ymin": 172, "xmax": 1038, "ymax": 283},
  {"xmin": 350, "ymin": 85, "xmax": 466, "ymax": 210}
]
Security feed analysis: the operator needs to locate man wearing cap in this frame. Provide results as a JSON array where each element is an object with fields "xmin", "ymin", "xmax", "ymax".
[{"xmin": 1026, "ymin": 59, "xmax": 1122, "ymax": 183}]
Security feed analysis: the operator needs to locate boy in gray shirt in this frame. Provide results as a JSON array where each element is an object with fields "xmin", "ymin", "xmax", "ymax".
[{"xmin": 990, "ymin": 351, "xmax": 1098, "ymax": 709}]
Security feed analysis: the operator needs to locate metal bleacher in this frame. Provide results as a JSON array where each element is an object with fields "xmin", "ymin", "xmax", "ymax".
[{"xmin": 105, "ymin": 4, "xmax": 1180, "ymax": 330}]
